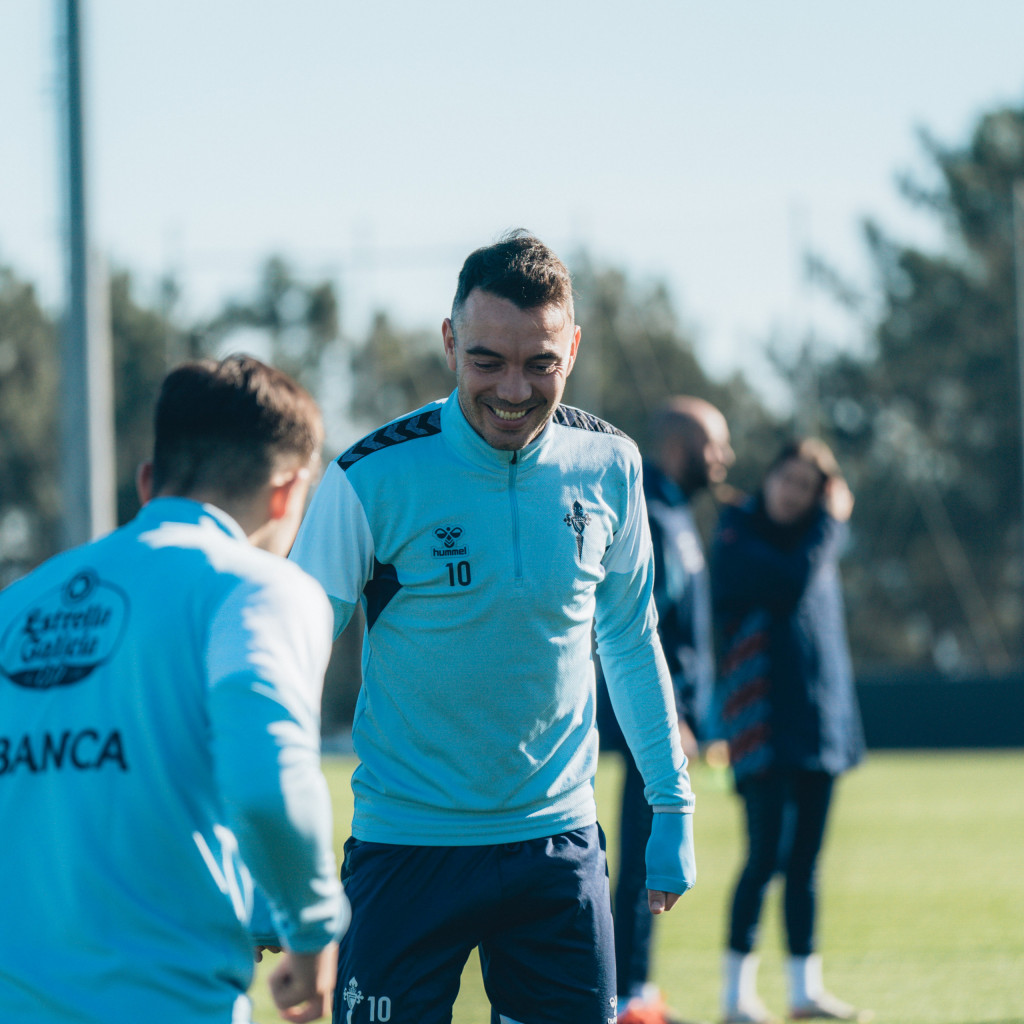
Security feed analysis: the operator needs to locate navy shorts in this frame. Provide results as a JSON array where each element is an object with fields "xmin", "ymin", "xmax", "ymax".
[{"xmin": 333, "ymin": 825, "xmax": 616, "ymax": 1024}]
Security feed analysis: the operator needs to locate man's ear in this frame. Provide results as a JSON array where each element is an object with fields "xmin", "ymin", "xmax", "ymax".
[
  {"xmin": 566, "ymin": 324, "xmax": 582, "ymax": 376},
  {"xmin": 256, "ymin": 466, "xmax": 314, "ymax": 556},
  {"xmin": 267, "ymin": 466, "xmax": 309, "ymax": 521},
  {"xmin": 136, "ymin": 461, "xmax": 154, "ymax": 506},
  {"xmin": 442, "ymin": 318, "xmax": 458, "ymax": 372}
]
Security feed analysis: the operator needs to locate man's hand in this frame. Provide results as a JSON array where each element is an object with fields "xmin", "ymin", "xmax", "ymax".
[
  {"xmin": 269, "ymin": 943, "xmax": 339, "ymax": 1023},
  {"xmin": 824, "ymin": 476, "xmax": 854, "ymax": 523},
  {"xmin": 648, "ymin": 889, "xmax": 681, "ymax": 914},
  {"xmin": 677, "ymin": 719, "xmax": 699, "ymax": 762},
  {"xmin": 645, "ymin": 811, "xmax": 696, "ymax": 916}
]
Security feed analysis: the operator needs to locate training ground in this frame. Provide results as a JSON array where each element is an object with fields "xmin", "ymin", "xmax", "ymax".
[{"xmin": 253, "ymin": 750, "xmax": 1023, "ymax": 1024}]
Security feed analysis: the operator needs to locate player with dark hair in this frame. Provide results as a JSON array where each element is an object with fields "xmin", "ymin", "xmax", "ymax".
[
  {"xmin": 149, "ymin": 354, "xmax": 323, "ymax": 499},
  {"xmin": 0, "ymin": 354, "xmax": 348, "ymax": 1024},
  {"xmin": 289, "ymin": 230, "xmax": 696, "ymax": 1024}
]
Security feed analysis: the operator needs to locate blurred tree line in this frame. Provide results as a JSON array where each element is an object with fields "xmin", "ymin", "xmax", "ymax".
[
  {"xmin": 804, "ymin": 104, "xmax": 1024, "ymax": 675},
  {"xmin": 2, "ymin": 99, "xmax": 1024, "ymax": 727}
]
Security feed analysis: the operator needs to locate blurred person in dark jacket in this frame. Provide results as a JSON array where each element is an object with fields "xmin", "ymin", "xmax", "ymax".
[
  {"xmin": 599, "ymin": 396, "xmax": 733, "ymax": 1024},
  {"xmin": 711, "ymin": 438, "xmax": 870, "ymax": 1024}
]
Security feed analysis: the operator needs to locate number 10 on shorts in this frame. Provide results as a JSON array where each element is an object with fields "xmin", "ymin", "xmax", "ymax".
[
  {"xmin": 341, "ymin": 979, "xmax": 391, "ymax": 1022},
  {"xmin": 368, "ymin": 994, "xmax": 391, "ymax": 1020}
]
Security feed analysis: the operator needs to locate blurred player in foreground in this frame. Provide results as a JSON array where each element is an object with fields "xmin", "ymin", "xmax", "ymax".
[
  {"xmin": 598, "ymin": 396, "xmax": 732, "ymax": 1024},
  {"xmin": 0, "ymin": 355, "xmax": 348, "ymax": 1024},
  {"xmin": 289, "ymin": 230, "xmax": 696, "ymax": 1024}
]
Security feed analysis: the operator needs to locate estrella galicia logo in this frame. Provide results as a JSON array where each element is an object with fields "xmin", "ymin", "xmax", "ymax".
[
  {"xmin": 432, "ymin": 524, "xmax": 467, "ymax": 558},
  {"xmin": 563, "ymin": 500, "xmax": 591, "ymax": 559},
  {"xmin": 0, "ymin": 569, "xmax": 129, "ymax": 690}
]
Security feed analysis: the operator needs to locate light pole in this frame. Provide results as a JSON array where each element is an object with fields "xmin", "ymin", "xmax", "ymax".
[
  {"xmin": 58, "ymin": 0, "xmax": 115, "ymax": 548},
  {"xmin": 1014, "ymin": 181, "xmax": 1024, "ymax": 601}
]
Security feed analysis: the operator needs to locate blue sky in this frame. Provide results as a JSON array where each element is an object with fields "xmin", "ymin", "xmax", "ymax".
[{"xmin": 3, "ymin": 1, "xmax": 1024, "ymax": 405}]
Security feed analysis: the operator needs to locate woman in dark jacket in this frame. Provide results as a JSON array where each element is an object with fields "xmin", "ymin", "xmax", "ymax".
[{"xmin": 711, "ymin": 438, "xmax": 869, "ymax": 1024}]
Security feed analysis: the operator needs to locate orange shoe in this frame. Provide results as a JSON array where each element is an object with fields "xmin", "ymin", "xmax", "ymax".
[{"xmin": 618, "ymin": 988, "xmax": 711, "ymax": 1024}]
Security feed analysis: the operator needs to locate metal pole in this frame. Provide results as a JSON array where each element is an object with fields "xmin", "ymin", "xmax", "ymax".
[
  {"xmin": 1015, "ymin": 181, "xmax": 1024, "ymax": 601},
  {"xmin": 59, "ymin": 0, "xmax": 115, "ymax": 549}
]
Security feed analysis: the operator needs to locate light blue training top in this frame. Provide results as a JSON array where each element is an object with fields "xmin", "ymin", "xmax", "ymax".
[
  {"xmin": 289, "ymin": 392, "xmax": 694, "ymax": 845},
  {"xmin": 0, "ymin": 499, "xmax": 347, "ymax": 1024}
]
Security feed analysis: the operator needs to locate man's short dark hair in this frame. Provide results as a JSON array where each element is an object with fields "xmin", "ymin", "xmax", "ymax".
[
  {"xmin": 151, "ymin": 354, "xmax": 322, "ymax": 499},
  {"xmin": 452, "ymin": 229, "xmax": 575, "ymax": 323}
]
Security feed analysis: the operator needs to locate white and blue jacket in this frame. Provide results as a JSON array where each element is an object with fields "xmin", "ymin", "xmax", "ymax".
[
  {"xmin": 0, "ymin": 499, "xmax": 347, "ymax": 1024},
  {"xmin": 289, "ymin": 392, "xmax": 693, "ymax": 845}
]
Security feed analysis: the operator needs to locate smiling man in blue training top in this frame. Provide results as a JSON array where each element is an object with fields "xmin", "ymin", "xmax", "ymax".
[{"xmin": 290, "ymin": 230, "xmax": 696, "ymax": 1024}]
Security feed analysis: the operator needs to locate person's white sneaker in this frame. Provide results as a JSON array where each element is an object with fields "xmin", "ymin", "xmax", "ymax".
[
  {"xmin": 723, "ymin": 952, "xmax": 779, "ymax": 1024},
  {"xmin": 789, "ymin": 991, "xmax": 874, "ymax": 1022},
  {"xmin": 722, "ymin": 1001, "xmax": 780, "ymax": 1024}
]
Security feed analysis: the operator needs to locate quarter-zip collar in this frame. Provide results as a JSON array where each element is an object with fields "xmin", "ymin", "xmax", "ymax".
[{"xmin": 440, "ymin": 388, "xmax": 550, "ymax": 473}]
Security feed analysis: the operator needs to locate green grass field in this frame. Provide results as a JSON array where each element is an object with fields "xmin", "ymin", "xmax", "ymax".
[{"xmin": 252, "ymin": 750, "xmax": 1024, "ymax": 1024}]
